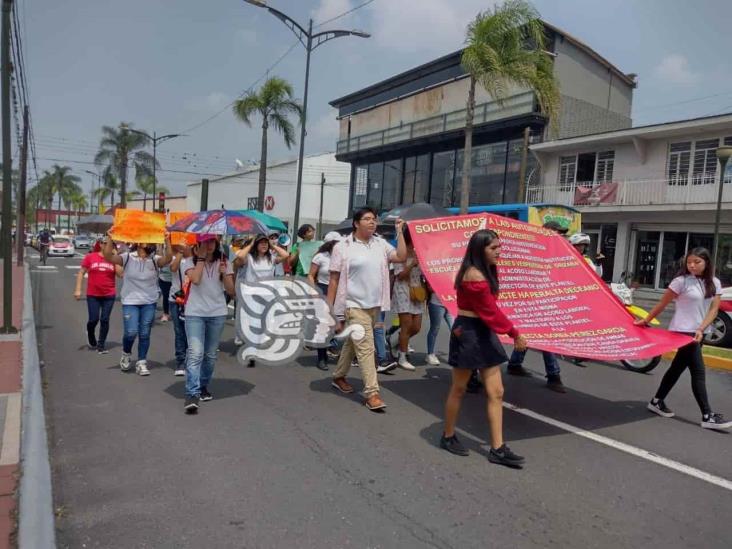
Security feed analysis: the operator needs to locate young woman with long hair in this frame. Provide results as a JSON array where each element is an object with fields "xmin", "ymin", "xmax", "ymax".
[
  {"xmin": 103, "ymin": 235, "xmax": 173, "ymax": 375},
  {"xmin": 308, "ymin": 232, "xmax": 341, "ymax": 371},
  {"xmin": 441, "ymin": 229, "xmax": 528, "ymax": 466},
  {"xmin": 392, "ymin": 228, "xmax": 423, "ymax": 371},
  {"xmin": 181, "ymin": 234, "xmax": 235, "ymax": 414},
  {"xmin": 636, "ymin": 247, "xmax": 731, "ymax": 429}
]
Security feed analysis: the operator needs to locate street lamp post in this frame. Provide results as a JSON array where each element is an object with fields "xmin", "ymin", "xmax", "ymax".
[
  {"xmin": 713, "ymin": 146, "xmax": 732, "ymax": 270},
  {"xmin": 242, "ymin": 0, "xmax": 370, "ymax": 236},
  {"xmin": 121, "ymin": 126, "xmax": 182, "ymax": 211},
  {"xmin": 85, "ymin": 170, "xmax": 102, "ymax": 213}
]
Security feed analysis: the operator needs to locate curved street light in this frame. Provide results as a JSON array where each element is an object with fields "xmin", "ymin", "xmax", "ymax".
[{"xmin": 242, "ymin": 0, "xmax": 370, "ymax": 233}]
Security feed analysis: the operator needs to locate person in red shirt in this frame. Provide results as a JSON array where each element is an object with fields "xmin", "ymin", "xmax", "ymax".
[
  {"xmin": 74, "ymin": 238, "xmax": 123, "ymax": 354},
  {"xmin": 440, "ymin": 229, "xmax": 528, "ymax": 468}
]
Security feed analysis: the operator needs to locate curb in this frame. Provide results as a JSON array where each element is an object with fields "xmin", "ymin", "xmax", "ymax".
[
  {"xmin": 661, "ymin": 350, "xmax": 732, "ymax": 372},
  {"xmin": 18, "ymin": 264, "xmax": 56, "ymax": 548}
]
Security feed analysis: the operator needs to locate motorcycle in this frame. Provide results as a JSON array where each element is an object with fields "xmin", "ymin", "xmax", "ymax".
[{"xmin": 609, "ymin": 281, "xmax": 662, "ymax": 373}]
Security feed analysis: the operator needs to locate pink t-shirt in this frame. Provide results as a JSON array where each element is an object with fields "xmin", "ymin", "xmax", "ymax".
[{"xmin": 81, "ymin": 252, "xmax": 117, "ymax": 297}]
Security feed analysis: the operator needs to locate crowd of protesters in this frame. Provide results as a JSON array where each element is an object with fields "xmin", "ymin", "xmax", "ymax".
[{"xmin": 69, "ymin": 206, "xmax": 731, "ymax": 469}]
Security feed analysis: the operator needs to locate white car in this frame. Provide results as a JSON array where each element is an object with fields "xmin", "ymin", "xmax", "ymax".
[
  {"xmin": 48, "ymin": 236, "xmax": 75, "ymax": 257},
  {"xmin": 705, "ymin": 286, "xmax": 732, "ymax": 348}
]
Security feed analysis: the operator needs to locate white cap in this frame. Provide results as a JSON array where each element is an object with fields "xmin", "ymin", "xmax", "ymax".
[{"xmin": 324, "ymin": 231, "xmax": 343, "ymax": 243}]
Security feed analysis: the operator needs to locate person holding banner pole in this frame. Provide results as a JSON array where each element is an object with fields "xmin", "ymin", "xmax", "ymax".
[
  {"xmin": 327, "ymin": 208, "xmax": 407, "ymax": 412},
  {"xmin": 441, "ymin": 229, "xmax": 527, "ymax": 467},
  {"xmin": 636, "ymin": 247, "xmax": 731, "ymax": 430},
  {"xmin": 392, "ymin": 229, "xmax": 424, "ymax": 371}
]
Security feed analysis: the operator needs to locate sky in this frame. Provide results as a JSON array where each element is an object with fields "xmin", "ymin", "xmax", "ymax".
[{"xmin": 17, "ymin": 0, "xmax": 732, "ymax": 197}]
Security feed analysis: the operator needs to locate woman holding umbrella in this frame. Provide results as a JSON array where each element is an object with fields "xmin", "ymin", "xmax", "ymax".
[{"xmin": 103, "ymin": 233, "xmax": 173, "ymax": 375}]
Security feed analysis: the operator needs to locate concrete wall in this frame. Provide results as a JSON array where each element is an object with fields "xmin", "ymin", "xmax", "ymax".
[{"xmin": 186, "ymin": 154, "xmax": 351, "ymax": 231}]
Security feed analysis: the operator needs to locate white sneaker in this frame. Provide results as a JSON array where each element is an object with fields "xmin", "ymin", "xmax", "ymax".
[
  {"xmin": 234, "ymin": 337, "xmax": 243, "ymax": 346},
  {"xmin": 174, "ymin": 368, "xmax": 185, "ymax": 377},
  {"xmin": 426, "ymin": 354, "xmax": 440, "ymax": 366},
  {"xmin": 119, "ymin": 352, "xmax": 132, "ymax": 371},
  {"xmin": 135, "ymin": 360, "xmax": 150, "ymax": 376},
  {"xmin": 408, "ymin": 344, "xmax": 415, "ymax": 353},
  {"xmin": 398, "ymin": 353, "xmax": 416, "ymax": 371}
]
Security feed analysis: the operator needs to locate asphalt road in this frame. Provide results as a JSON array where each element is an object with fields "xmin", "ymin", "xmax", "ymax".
[{"xmin": 31, "ymin": 253, "xmax": 732, "ymax": 549}]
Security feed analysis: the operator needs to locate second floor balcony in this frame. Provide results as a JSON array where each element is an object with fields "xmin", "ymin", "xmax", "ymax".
[{"xmin": 526, "ymin": 175, "xmax": 732, "ymax": 211}]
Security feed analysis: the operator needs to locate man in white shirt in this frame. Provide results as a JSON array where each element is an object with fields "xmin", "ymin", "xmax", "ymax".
[{"xmin": 327, "ymin": 207, "xmax": 407, "ymax": 411}]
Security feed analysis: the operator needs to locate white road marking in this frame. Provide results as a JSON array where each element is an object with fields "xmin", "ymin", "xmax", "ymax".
[
  {"xmin": 35, "ymin": 266, "xmax": 56, "ymax": 270},
  {"xmin": 65, "ymin": 265, "xmax": 81, "ymax": 269},
  {"xmin": 503, "ymin": 401, "xmax": 732, "ymax": 492}
]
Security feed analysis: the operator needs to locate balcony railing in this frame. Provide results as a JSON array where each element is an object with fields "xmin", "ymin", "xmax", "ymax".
[
  {"xmin": 526, "ymin": 177, "xmax": 732, "ymax": 208},
  {"xmin": 336, "ymin": 91, "xmax": 536, "ymax": 155}
]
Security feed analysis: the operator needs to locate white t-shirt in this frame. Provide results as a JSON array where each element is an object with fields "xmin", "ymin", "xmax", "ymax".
[
  {"xmin": 239, "ymin": 255, "xmax": 277, "ymax": 283},
  {"xmin": 667, "ymin": 275, "xmax": 722, "ymax": 334},
  {"xmin": 182, "ymin": 257, "xmax": 233, "ymax": 317},
  {"xmin": 119, "ymin": 252, "xmax": 161, "ymax": 305},
  {"xmin": 169, "ymin": 255, "xmax": 188, "ymax": 301},
  {"xmin": 338, "ymin": 237, "xmax": 394, "ymax": 310},
  {"xmin": 311, "ymin": 252, "xmax": 331, "ymax": 286}
]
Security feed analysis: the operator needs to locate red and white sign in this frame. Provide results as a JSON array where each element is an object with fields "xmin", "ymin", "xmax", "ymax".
[
  {"xmin": 264, "ymin": 196, "xmax": 275, "ymax": 211},
  {"xmin": 408, "ymin": 214, "xmax": 692, "ymax": 361}
]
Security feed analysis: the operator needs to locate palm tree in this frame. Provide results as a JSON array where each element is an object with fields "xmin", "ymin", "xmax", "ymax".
[
  {"xmin": 94, "ymin": 123, "xmax": 156, "ymax": 208},
  {"xmin": 48, "ymin": 165, "xmax": 81, "ymax": 231},
  {"xmin": 135, "ymin": 172, "xmax": 169, "ymax": 212},
  {"xmin": 69, "ymin": 190, "xmax": 88, "ymax": 220},
  {"xmin": 232, "ymin": 77, "xmax": 303, "ymax": 212},
  {"xmin": 458, "ymin": 0, "xmax": 560, "ymax": 213},
  {"xmin": 92, "ymin": 166, "xmax": 121, "ymax": 211}
]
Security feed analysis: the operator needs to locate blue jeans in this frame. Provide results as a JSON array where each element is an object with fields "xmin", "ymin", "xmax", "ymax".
[
  {"xmin": 508, "ymin": 349, "xmax": 560, "ymax": 377},
  {"xmin": 184, "ymin": 315, "xmax": 226, "ymax": 398},
  {"xmin": 87, "ymin": 295, "xmax": 115, "ymax": 348},
  {"xmin": 426, "ymin": 301, "xmax": 454, "ymax": 355},
  {"xmin": 170, "ymin": 302, "xmax": 188, "ymax": 368},
  {"xmin": 122, "ymin": 303, "xmax": 156, "ymax": 360},
  {"xmin": 374, "ymin": 310, "xmax": 387, "ymax": 362}
]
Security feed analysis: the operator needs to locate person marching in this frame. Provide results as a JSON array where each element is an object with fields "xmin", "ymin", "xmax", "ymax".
[
  {"xmin": 636, "ymin": 247, "xmax": 731, "ymax": 430},
  {"xmin": 391, "ymin": 228, "xmax": 424, "ymax": 371},
  {"xmin": 288, "ymin": 223, "xmax": 316, "ymax": 277},
  {"xmin": 424, "ymin": 280, "xmax": 453, "ymax": 366},
  {"xmin": 181, "ymin": 234, "xmax": 235, "ymax": 414},
  {"xmin": 327, "ymin": 207, "xmax": 407, "ymax": 412},
  {"xmin": 158, "ymin": 261, "xmax": 173, "ymax": 323},
  {"xmin": 569, "ymin": 232, "xmax": 604, "ymax": 277},
  {"xmin": 233, "ymin": 234, "xmax": 290, "ymax": 365},
  {"xmin": 74, "ymin": 237, "xmax": 124, "ymax": 354},
  {"xmin": 441, "ymin": 229, "xmax": 528, "ymax": 467},
  {"xmin": 308, "ymin": 231, "xmax": 342, "ymax": 371},
  {"xmin": 103, "ymin": 234, "xmax": 173, "ymax": 375},
  {"xmin": 169, "ymin": 243, "xmax": 193, "ymax": 377}
]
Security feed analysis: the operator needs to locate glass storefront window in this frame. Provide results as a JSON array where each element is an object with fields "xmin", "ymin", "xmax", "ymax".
[
  {"xmin": 402, "ymin": 156, "xmax": 416, "ymax": 204},
  {"xmin": 366, "ymin": 162, "xmax": 383, "ymax": 211},
  {"xmin": 717, "ymin": 234, "xmax": 732, "ymax": 287},
  {"xmin": 503, "ymin": 139, "xmax": 524, "ymax": 204},
  {"xmin": 633, "ymin": 231, "xmax": 660, "ymax": 287},
  {"xmin": 382, "ymin": 159, "xmax": 402, "ymax": 211},
  {"xmin": 430, "ymin": 150, "xmax": 457, "ymax": 207},
  {"xmin": 659, "ymin": 232, "xmax": 688, "ymax": 288},
  {"xmin": 414, "ymin": 154, "xmax": 430, "ymax": 203}
]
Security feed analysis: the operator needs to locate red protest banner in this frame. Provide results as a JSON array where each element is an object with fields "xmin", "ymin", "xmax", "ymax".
[{"xmin": 408, "ymin": 214, "xmax": 692, "ymax": 361}]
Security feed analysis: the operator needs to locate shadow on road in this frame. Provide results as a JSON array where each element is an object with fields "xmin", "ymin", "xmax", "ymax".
[{"xmin": 163, "ymin": 378, "xmax": 255, "ymax": 401}]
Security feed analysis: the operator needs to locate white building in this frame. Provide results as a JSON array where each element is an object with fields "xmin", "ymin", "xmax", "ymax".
[
  {"xmin": 186, "ymin": 152, "xmax": 350, "ymax": 234},
  {"xmin": 529, "ymin": 113, "xmax": 732, "ymax": 295}
]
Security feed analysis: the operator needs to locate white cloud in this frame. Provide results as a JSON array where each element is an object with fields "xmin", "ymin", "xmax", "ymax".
[{"xmin": 653, "ymin": 54, "xmax": 697, "ymax": 85}]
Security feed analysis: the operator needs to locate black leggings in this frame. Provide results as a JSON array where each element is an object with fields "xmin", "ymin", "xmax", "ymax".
[
  {"xmin": 159, "ymin": 279, "xmax": 172, "ymax": 315},
  {"xmin": 655, "ymin": 338, "xmax": 711, "ymax": 415}
]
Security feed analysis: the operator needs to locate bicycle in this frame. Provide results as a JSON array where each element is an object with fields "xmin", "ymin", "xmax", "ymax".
[{"xmin": 39, "ymin": 243, "xmax": 49, "ymax": 266}]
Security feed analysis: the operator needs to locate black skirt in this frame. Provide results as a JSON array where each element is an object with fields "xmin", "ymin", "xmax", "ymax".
[{"xmin": 448, "ymin": 315, "xmax": 508, "ymax": 369}]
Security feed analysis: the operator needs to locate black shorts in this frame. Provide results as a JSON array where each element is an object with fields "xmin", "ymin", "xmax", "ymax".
[{"xmin": 448, "ymin": 316, "xmax": 508, "ymax": 369}]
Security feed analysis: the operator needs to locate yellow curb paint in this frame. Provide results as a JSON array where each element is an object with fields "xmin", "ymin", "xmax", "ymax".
[{"xmin": 661, "ymin": 351, "xmax": 732, "ymax": 372}]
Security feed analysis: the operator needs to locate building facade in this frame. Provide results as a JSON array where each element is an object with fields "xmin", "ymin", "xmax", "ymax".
[
  {"xmin": 126, "ymin": 195, "xmax": 188, "ymax": 213},
  {"xmin": 186, "ymin": 153, "xmax": 350, "ymax": 234},
  {"xmin": 530, "ymin": 113, "xmax": 732, "ymax": 293},
  {"xmin": 330, "ymin": 22, "xmax": 636, "ymax": 214}
]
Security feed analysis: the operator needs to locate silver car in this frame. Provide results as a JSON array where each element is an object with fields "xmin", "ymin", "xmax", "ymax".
[{"xmin": 73, "ymin": 234, "xmax": 92, "ymax": 249}]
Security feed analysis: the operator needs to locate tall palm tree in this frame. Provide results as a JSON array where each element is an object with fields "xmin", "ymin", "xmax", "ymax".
[
  {"xmin": 458, "ymin": 0, "xmax": 560, "ymax": 213},
  {"xmin": 48, "ymin": 165, "xmax": 81, "ymax": 231},
  {"xmin": 92, "ymin": 166, "xmax": 120, "ymax": 211},
  {"xmin": 69, "ymin": 189, "xmax": 88, "ymax": 220},
  {"xmin": 94, "ymin": 123, "xmax": 155, "ymax": 208},
  {"xmin": 232, "ymin": 77, "xmax": 303, "ymax": 212},
  {"xmin": 135, "ymin": 172, "xmax": 169, "ymax": 212}
]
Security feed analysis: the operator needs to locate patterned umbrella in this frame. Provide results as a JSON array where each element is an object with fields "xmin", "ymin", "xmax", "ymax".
[
  {"xmin": 236, "ymin": 209, "xmax": 288, "ymax": 232},
  {"xmin": 167, "ymin": 210, "xmax": 269, "ymax": 236}
]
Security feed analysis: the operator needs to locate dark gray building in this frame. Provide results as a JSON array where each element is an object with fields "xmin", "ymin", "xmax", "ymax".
[{"xmin": 330, "ymin": 22, "xmax": 636, "ymax": 213}]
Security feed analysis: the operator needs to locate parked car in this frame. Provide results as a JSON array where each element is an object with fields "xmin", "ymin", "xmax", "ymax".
[
  {"xmin": 705, "ymin": 286, "xmax": 732, "ymax": 348},
  {"xmin": 48, "ymin": 236, "xmax": 75, "ymax": 258},
  {"xmin": 73, "ymin": 234, "xmax": 92, "ymax": 249}
]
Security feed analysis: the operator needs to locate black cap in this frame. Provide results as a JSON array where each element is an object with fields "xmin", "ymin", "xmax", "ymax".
[{"xmin": 543, "ymin": 220, "xmax": 568, "ymax": 234}]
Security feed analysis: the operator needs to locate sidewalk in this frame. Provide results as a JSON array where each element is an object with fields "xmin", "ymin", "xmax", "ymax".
[{"xmin": 0, "ymin": 260, "xmax": 25, "ymax": 549}]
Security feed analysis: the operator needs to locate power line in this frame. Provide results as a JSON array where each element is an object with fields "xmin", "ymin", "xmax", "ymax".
[{"xmin": 314, "ymin": 0, "xmax": 376, "ymax": 28}]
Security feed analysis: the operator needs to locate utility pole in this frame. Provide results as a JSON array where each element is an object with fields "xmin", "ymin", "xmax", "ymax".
[
  {"xmin": 16, "ymin": 105, "xmax": 27, "ymax": 265},
  {"xmin": 200, "ymin": 178, "xmax": 209, "ymax": 211},
  {"xmin": 317, "ymin": 172, "xmax": 325, "ymax": 238},
  {"xmin": 0, "ymin": 0, "xmax": 17, "ymax": 333}
]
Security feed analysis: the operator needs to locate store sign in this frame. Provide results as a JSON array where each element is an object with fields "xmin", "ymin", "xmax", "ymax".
[{"xmin": 409, "ymin": 214, "xmax": 692, "ymax": 361}]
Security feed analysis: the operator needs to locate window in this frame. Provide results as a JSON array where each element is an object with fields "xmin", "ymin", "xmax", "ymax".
[
  {"xmin": 667, "ymin": 141, "xmax": 691, "ymax": 186},
  {"xmin": 725, "ymin": 137, "xmax": 732, "ymax": 184},
  {"xmin": 352, "ymin": 165, "xmax": 368, "ymax": 208},
  {"xmin": 575, "ymin": 153, "xmax": 596, "ymax": 184},
  {"xmin": 558, "ymin": 155, "xmax": 576, "ymax": 190},
  {"xmin": 414, "ymin": 154, "xmax": 430, "ymax": 203},
  {"xmin": 692, "ymin": 138, "xmax": 718, "ymax": 185},
  {"xmin": 381, "ymin": 159, "xmax": 402, "ymax": 211},
  {"xmin": 596, "ymin": 151, "xmax": 615, "ymax": 182},
  {"xmin": 366, "ymin": 163, "xmax": 384, "ymax": 210},
  {"xmin": 402, "ymin": 156, "xmax": 416, "ymax": 204},
  {"xmin": 430, "ymin": 150, "xmax": 457, "ymax": 207}
]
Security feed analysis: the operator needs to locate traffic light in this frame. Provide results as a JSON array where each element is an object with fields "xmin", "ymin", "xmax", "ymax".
[{"xmin": 158, "ymin": 192, "xmax": 166, "ymax": 212}]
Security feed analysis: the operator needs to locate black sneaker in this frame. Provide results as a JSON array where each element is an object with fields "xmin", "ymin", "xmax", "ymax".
[
  {"xmin": 647, "ymin": 399, "xmax": 674, "ymax": 418},
  {"xmin": 701, "ymin": 413, "xmax": 732, "ymax": 430},
  {"xmin": 546, "ymin": 375, "xmax": 566, "ymax": 393},
  {"xmin": 488, "ymin": 445, "xmax": 525, "ymax": 468},
  {"xmin": 507, "ymin": 365, "xmax": 532, "ymax": 377},
  {"xmin": 376, "ymin": 359, "xmax": 397, "ymax": 374},
  {"xmin": 316, "ymin": 360, "xmax": 329, "ymax": 371},
  {"xmin": 86, "ymin": 331, "xmax": 97, "ymax": 350},
  {"xmin": 97, "ymin": 345, "xmax": 109, "ymax": 355},
  {"xmin": 200, "ymin": 388, "xmax": 213, "ymax": 402},
  {"xmin": 440, "ymin": 434, "xmax": 469, "ymax": 457},
  {"xmin": 184, "ymin": 396, "xmax": 200, "ymax": 414}
]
